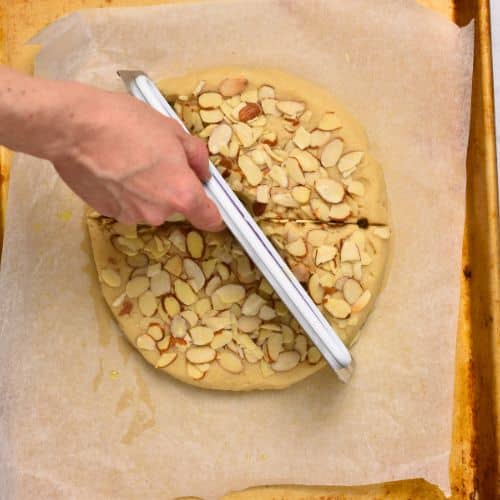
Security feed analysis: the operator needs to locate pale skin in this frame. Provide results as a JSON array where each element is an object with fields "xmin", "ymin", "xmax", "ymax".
[{"xmin": 0, "ymin": 66, "xmax": 224, "ymax": 231}]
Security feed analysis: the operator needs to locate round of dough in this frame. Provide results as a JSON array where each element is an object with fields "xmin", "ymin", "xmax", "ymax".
[{"xmin": 86, "ymin": 67, "xmax": 390, "ymax": 391}]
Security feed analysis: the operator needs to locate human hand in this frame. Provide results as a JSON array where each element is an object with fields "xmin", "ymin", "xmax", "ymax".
[{"xmin": 47, "ymin": 83, "xmax": 224, "ymax": 230}]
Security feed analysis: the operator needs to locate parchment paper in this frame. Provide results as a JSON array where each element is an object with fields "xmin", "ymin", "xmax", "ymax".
[{"xmin": 0, "ymin": 1, "xmax": 473, "ymax": 498}]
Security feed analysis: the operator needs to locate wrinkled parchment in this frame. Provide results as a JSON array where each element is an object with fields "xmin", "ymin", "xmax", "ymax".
[{"xmin": 0, "ymin": 1, "xmax": 473, "ymax": 498}]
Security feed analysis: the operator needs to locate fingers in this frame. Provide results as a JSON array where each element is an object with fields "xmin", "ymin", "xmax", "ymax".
[
  {"xmin": 172, "ymin": 170, "xmax": 224, "ymax": 232},
  {"xmin": 177, "ymin": 133, "xmax": 211, "ymax": 183}
]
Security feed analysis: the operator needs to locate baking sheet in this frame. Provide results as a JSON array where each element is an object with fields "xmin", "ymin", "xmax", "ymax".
[{"xmin": 0, "ymin": 1, "xmax": 473, "ymax": 498}]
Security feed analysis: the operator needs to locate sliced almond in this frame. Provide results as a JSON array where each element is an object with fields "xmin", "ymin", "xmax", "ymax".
[
  {"xmin": 310, "ymin": 129, "xmax": 331, "ymax": 148},
  {"xmin": 198, "ymin": 91, "xmax": 223, "ymax": 109},
  {"xmin": 341, "ymin": 240, "xmax": 361, "ymax": 262},
  {"xmin": 101, "ymin": 268, "xmax": 121, "ymax": 288},
  {"xmin": 307, "ymin": 346, "xmax": 322, "ymax": 364},
  {"xmin": 245, "ymin": 346, "xmax": 264, "ymax": 363},
  {"xmin": 216, "ymin": 263, "xmax": 230, "ymax": 281},
  {"xmin": 308, "ymin": 273, "xmax": 324, "ymax": 304},
  {"xmin": 315, "ymin": 179, "xmax": 345, "ymax": 203},
  {"xmin": 208, "ymin": 123, "xmax": 232, "ymax": 154},
  {"xmin": 186, "ymin": 346, "xmax": 216, "ymax": 364},
  {"xmin": 170, "ymin": 229, "xmax": 186, "ymax": 253},
  {"xmin": 201, "ymin": 259, "xmax": 217, "ymax": 279},
  {"xmin": 294, "ymin": 335, "xmax": 308, "ymax": 360},
  {"xmin": 320, "ymin": 139, "xmax": 344, "ymax": 168},
  {"xmin": 351, "ymin": 290, "xmax": 372, "ymax": 313},
  {"xmin": 211, "ymin": 330, "xmax": 233, "ymax": 350},
  {"xmin": 276, "ymin": 100, "xmax": 305, "ymax": 118},
  {"xmin": 281, "ymin": 325, "xmax": 295, "ymax": 348},
  {"xmin": 242, "ymin": 293, "xmax": 265, "ymax": 316},
  {"xmin": 147, "ymin": 323, "xmax": 164, "ymax": 341},
  {"xmin": 325, "ymin": 297, "xmax": 351, "ymax": 318},
  {"xmin": 310, "ymin": 198, "xmax": 330, "ymax": 221},
  {"xmin": 292, "ymin": 262, "xmax": 310, "ymax": 282},
  {"xmin": 266, "ymin": 333, "xmax": 284, "ymax": 362},
  {"xmin": 291, "ymin": 186, "xmax": 311, "ymax": 204},
  {"xmin": 186, "ymin": 231, "xmax": 204, "ymax": 260},
  {"xmin": 146, "ymin": 263, "xmax": 162, "ymax": 278},
  {"xmin": 190, "ymin": 326, "xmax": 215, "ymax": 346},
  {"xmin": 165, "ymin": 255, "xmax": 183, "ymax": 277},
  {"xmin": 216, "ymin": 284, "xmax": 246, "ymax": 304},
  {"xmin": 126, "ymin": 253, "xmax": 149, "ymax": 268},
  {"xmin": 218, "ymin": 351, "xmax": 243, "ymax": 373},
  {"xmin": 138, "ymin": 291, "xmax": 157, "ymax": 317},
  {"xmin": 150, "ymin": 271, "xmax": 171, "ymax": 297},
  {"xmin": 308, "ymin": 229, "xmax": 329, "ymax": 246},
  {"xmin": 171, "ymin": 315, "xmax": 189, "ymax": 338},
  {"xmin": 181, "ymin": 310, "xmax": 199, "ymax": 328},
  {"xmin": 329, "ymin": 203, "xmax": 351, "ymax": 221},
  {"xmin": 238, "ymin": 316, "xmax": 262, "ymax": 333},
  {"xmin": 320, "ymin": 273, "xmax": 336, "ymax": 288},
  {"xmin": 338, "ymin": 151, "xmax": 364, "ymax": 173},
  {"xmin": 239, "ymin": 102, "xmax": 261, "ymax": 122},
  {"xmin": 219, "ymin": 77, "xmax": 248, "ymax": 97},
  {"xmin": 183, "ymin": 258, "xmax": 206, "ymax": 292},
  {"xmin": 259, "ymin": 305, "xmax": 276, "ymax": 321},
  {"xmin": 162, "ymin": 297, "xmax": 180, "ymax": 319},
  {"xmin": 315, "ymin": 245, "xmax": 337, "ymax": 265},
  {"xmin": 271, "ymin": 190, "xmax": 300, "ymax": 208},
  {"xmin": 269, "ymin": 165, "xmax": 288, "ymax": 187},
  {"xmin": 205, "ymin": 275, "xmax": 222, "ymax": 296},
  {"xmin": 343, "ymin": 279, "xmax": 363, "ymax": 304},
  {"xmin": 112, "ymin": 292, "xmax": 126, "ymax": 308},
  {"xmin": 187, "ymin": 362, "xmax": 205, "ymax": 380},
  {"xmin": 256, "ymin": 184, "xmax": 271, "ymax": 203},
  {"xmin": 291, "ymin": 149, "xmax": 319, "ymax": 172},
  {"xmin": 292, "ymin": 126, "xmax": 311, "ymax": 150},
  {"xmin": 233, "ymin": 122, "xmax": 255, "ymax": 148},
  {"xmin": 286, "ymin": 238, "xmax": 307, "ymax": 257},
  {"xmin": 238, "ymin": 155, "xmax": 263, "ymax": 186},
  {"xmin": 318, "ymin": 112, "xmax": 342, "ymax": 131},
  {"xmin": 373, "ymin": 226, "xmax": 391, "ymax": 240},
  {"xmin": 126, "ymin": 276, "xmax": 150, "ymax": 298},
  {"xmin": 261, "ymin": 98, "xmax": 280, "ymax": 116},
  {"xmin": 347, "ymin": 180, "xmax": 365, "ymax": 196},
  {"xmin": 271, "ymin": 351, "xmax": 300, "ymax": 372},
  {"xmin": 136, "ymin": 334, "xmax": 156, "ymax": 351},
  {"xmin": 200, "ymin": 109, "xmax": 224, "ymax": 124},
  {"xmin": 174, "ymin": 280, "xmax": 197, "ymax": 305},
  {"xmin": 192, "ymin": 80, "xmax": 206, "ymax": 96},
  {"xmin": 155, "ymin": 352, "xmax": 177, "ymax": 368},
  {"xmin": 258, "ymin": 85, "xmax": 275, "ymax": 100},
  {"xmin": 286, "ymin": 157, "xmax": 306, "ymax": 184}
]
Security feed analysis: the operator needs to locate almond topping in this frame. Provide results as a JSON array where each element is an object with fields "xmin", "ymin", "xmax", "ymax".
[
  {"xmin": 315, "ymin": 179, "xmax": 345, "ymax": 203},
  {"xmin": 271, "ymin": 351, "xmax": 300, "ymax": 371},
  {"xmin": 208, "ymin": 123, "xmax": 232, "ymax": 154},
  {"xmin": 318, "ymin": 112, "xmax": 342, "ymax": 131},
  {"xmin": 218, "ymin": 351, "xmax": 243, "ymax": 373},
  {"xmin": 126, "ymin": 276, "xmax": 149, "ymax": 298},
  {"xmin": 238, "ymin": 155, "xmax": 263, "ymax": 186},
  {"xmin": 173, "ymin": 280, "xmax": 197, "ymax": 305},
  {"xmin": 136, "ymin": 334, "xmax": 156, "ymax": 351},
  {"xmin": 321, "ymin": 139, "xmax": 344, "ymax": 168},
  {"xmin": 218, "ymin": 77, "xmax": 248, "ymax": 97},
  {"xmin": 325, "ymin": 297, "xmax": 351, "ymax": 318},
  {"xmin": 186, "ymin": 346, "xmax": 216, "ymax": 364},
  {"xmin": 343, "ymin": 279, "xmax": 363, "ymax": 304},
  {"xmin": 239, "ymin": 103, "xmax": 261, "ymax": 122},
  {"xmin": 155, "ymin": 352, "xmax": 177, "ymax": 368},
  {"xmin": 101, "ymin": 268, "xmax": 121, "ymax": 288},
  {"xmin": 198, "ymin": 92, "xmax": 223, "ymax": 109}
]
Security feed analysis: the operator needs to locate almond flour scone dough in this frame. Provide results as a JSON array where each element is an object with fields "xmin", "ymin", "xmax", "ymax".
[{"xmin": 87, "ymin": 67, "xmax": 391, "ymax": 391}]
